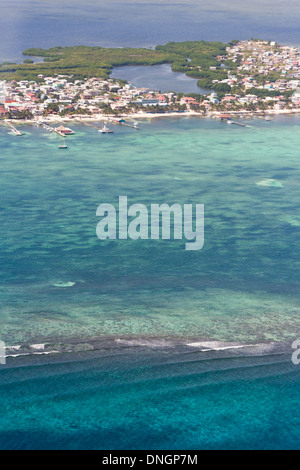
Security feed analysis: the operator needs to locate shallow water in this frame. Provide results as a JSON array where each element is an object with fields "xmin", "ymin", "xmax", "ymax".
[{"xmin": 0, "ymin": 116, "xmax": 300, "ymax": 347}]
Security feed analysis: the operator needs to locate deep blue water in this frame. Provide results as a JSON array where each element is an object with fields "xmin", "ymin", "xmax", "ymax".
[
  {"xmin": 0, "ymin": 346, "xmax": 299, "ymax": 450},
  {"xmin": 1, "ymin": 0, "xmax": 300, "ymax": 63}
]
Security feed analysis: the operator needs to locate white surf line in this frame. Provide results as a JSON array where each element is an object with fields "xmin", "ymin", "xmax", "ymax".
[
  {"xmin": 5, "ymin": 351, "xmax": 60, "ymax": 358},
  {"xmin": 186, "ymin": 342, "xmax": 274, "ymax": 352}
]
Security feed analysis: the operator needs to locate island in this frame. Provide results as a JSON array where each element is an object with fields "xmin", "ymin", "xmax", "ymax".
[{"xmin": 1, "ymin": 39, "xmax": 300, "ymax": 122}]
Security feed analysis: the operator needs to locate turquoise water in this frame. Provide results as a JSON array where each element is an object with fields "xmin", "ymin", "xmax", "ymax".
[
  {"xmin": 1, "ymin": 116, "xmax": 300, "ymax": 449},
  {"xmin": 1, "ymin": 117, "xmax": 300, "ymax": 346}
]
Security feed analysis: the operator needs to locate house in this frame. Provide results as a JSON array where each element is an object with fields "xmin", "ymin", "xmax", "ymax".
[
  {"xmin": 180, "ymin": 97, "xmax": 197, "ymax": 105},
  {"xmin": 292, "ymin": 90, "xmax": 300, "ymax": 104},
  {"xmin": 141, "ymin": 99, "xmax": 159, "ymax": 106},
  {"xmin": 157, "ymin": 95, "xmax": 167, "ymax": 103},
  {"xmin": 222, "ymin": 96, "xmax": 237, "ymax": 102}
]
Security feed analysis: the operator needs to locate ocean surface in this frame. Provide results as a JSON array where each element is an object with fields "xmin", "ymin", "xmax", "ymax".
[
  {"xmin": 2, "ymin": 116, "xmax": 300, "ymax": 346},
  {"xmin": 2, "ymin": 0, "xmax": 300, "ymax": 64},
  {"xmin": 0, "ymin": 116, "xmax": 300, "ymax": 449},
  {"xmin": 0, "ymin": 344, "xmax": 299, "ymax": 451}
]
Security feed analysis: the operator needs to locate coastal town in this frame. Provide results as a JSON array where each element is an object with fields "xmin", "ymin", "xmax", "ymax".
[{"xmin": 2, "ymin": 39, "xmax": 300, "ymax": 124}]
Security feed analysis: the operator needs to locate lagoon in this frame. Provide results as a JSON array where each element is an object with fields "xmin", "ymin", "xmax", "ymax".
[{"xmin": 111, "ymin": 64, "xmax": 210, "ymax": 94}]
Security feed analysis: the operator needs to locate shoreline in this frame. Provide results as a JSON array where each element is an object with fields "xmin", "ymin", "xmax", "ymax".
[{"xmin": 2, "ymin": 108, "xmax": 300, "ymax": 125}]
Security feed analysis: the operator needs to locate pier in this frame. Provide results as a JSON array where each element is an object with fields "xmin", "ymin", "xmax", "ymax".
[
  {"xmin": 75, "ymin": 118, "xmax": 99, "ymax": 130},
  {"xmin": 227, "ymin": 120, "xmax": 248, "ymax": 127},
  {"xmin": 41, "ymin": 123, "xmax": 66, "ymax": 137},
  {"xmin": 111, "ymin": 118, "xmax": 140, "ymax": 130},
  {"xmin": 75, "ymin": 117, "xmax": 140, "ymax": 131},
  {"xmin": 44, "ymin": 124, "xmax": 65, "ymax": 136},
  {"xmin": 5, "ymin": 120, "xmax": 24, "ymax": 136}
]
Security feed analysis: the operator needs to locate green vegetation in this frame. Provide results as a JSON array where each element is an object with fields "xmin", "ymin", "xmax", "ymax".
[
  {"xmin": 60, "ymin": 107, "xmax": 92, "ymax": 117},
  {"xmin": 0, "ymin": 41, "xmax": 230, "ymax": 88},
  {"xmin": 0, "ymin": 46, "xmax": 171, "ymax": 81},
  {"xmin": 7, "ymin": 109, "xmax": 33, "ymax": 120},
  {"xmin": 252, "ymin": 71, "xmax": 282, "ymax": 85},
  {"xmin": 45, "ymin": 103, "xmax": 60, "ymax": 113},
  {"xmin": 98, "ymin": 103, "xmax": 117, "ymax": 115},
  {"xmin": 156, "ymin": 41, "xmax": 229, "ymax": 89},
  {"xmin": 245, "ymin": 88, "xmax": 294, "ymax": 99}
]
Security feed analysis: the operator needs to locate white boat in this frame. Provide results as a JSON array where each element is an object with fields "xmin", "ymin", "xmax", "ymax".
[
  {"xmin": 99, "ymin": 125, "xmax": 114, "ymax": 134},
  {"xmin": 58, "ymin": 139, "xmax": 68, "ymax": 149}
]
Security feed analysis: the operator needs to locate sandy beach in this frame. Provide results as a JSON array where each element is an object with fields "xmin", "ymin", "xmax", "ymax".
[{"xmin": 3, "ymin": 107, "xmax": 300, "ymax": 126}]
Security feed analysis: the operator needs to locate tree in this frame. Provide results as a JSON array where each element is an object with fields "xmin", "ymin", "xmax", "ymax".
[
  {"xmin": 214, "ymin": 83, "xmax": 231, "ymax": 93},
  {"xmin": 45, "ymin": 103, "xmax": 60, "ymax": 114},
  {"xmin": 9, "ymin": 109, "xmax": 33, "ymax": 120}
]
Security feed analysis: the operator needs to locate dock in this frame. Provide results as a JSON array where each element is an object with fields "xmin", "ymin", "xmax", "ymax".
[
  {"xmin": 75, "ymin": 118, "xmax": 99, "ymax": 130},
  {"xmin": 34, "ymin": 119, "xmax": 75, "ymax": 136},
  {"xmin": 5, "ymin": 120, "xmax": 25, "ymax": 136},
  {"xmin": 42, "ymin": 123, "xmax": 65, "ymax": 136},
  {"xmin": 111, "ymin": 118, "xmax": 140, "ymax": 130},
  {"xmin": 228, "ymin": 120, "xmax": 248, "ymax": 127},
  {"xmin": 76, "ymin": 117, "xmax": 140, "ymax": 131}
]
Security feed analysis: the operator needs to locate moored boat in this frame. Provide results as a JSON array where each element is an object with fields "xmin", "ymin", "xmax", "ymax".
[
  {"xmin": 58, "ymin": 138, "xmax": 68, "ymax": 149},
  {"xmin": 99, "ymin": 125, "xmax": 114, "ymax": 134}
]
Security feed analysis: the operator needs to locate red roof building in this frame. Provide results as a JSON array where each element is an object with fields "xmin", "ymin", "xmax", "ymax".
[
  {"xmin": 222, "ymin": 96, "xmax": 237, "ymax": 101},
  {"xmin": 181, "ymin": 97, "xmax": 197, "ymax": 104}
]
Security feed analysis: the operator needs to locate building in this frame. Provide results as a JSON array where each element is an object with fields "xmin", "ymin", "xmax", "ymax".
[
  {"xmin": 292, "ymin": 89, "xmax": 300, "ymax": 105},
  {"xmin": 141, "ymin": 99, "xmax": 160, "ymax": 106}
]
